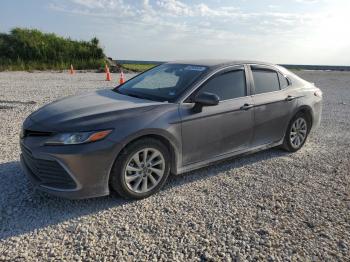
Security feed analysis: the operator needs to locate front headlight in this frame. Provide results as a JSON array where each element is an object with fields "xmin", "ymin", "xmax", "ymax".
[{"xmin": 45, "ymin": 130, "xmax": 113, "ymax": 145}]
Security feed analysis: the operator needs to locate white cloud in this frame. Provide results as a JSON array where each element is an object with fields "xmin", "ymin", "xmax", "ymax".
[
  {"xmin": 295, "ymin": 0, "xmax": 319, "ymax": 3},
  {"xmin": 48, "ymin": 0, "xmax": 350, "ymax": 64},
  {"xmin": 156, "ymin": 0, "xmax": 193, "ymax": 16},
  {"xmin": 49, "ymin": 0, "xmax": 323, "ymax": 47},
  {"xmin": 53, "ymin": 0, "xmax": 310, "ymax": 30},
  {"xmin": 71, "ymin": 0, "xmax": 121, "ymax": 9}
]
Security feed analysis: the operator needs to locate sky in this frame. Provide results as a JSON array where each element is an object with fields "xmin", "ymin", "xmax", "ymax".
[{"xmin": 1, "ymin": 0, "xmax": 350, "ymax": 65}]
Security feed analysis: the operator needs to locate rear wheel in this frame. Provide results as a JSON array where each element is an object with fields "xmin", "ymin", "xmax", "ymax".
[
  {"xmin": 110, "ymin": 138, "xmax": 170, "ymax": 199},
  {"xmin": 282, "ymin": 112, "xmax": 310, "ymax": 152}
]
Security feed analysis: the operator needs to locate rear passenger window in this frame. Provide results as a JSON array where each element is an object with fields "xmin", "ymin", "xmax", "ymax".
[
  {"xmin": 252, "ymin": 69, "xmax": 280, "ymax": 94},
  {"xmin": 278, "ymin": 72, "xmax": 289, "ymax": 89},
  {"xmin": 197, "ymin": 70, "xmax": 246, "ymax": 101}
]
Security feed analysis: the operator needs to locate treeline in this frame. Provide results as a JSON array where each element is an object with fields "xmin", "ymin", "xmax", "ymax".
[{"xmin": 0, "ymin": 28, "xmax": 106, "ymax": 71}]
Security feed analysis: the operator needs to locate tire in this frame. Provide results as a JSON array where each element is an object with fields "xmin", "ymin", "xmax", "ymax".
[
  {"xmin": 282, "ymin": 112, "xmax": 310, "ymax": 152},
  {"xmin": 110, "ymin": 138, "xmax": 171, "ymax": 199}
]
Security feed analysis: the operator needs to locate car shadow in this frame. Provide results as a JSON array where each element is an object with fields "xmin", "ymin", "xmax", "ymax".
[{"xmin": 0, "ymin": 147, "xmax": 288, "ymax": 240}]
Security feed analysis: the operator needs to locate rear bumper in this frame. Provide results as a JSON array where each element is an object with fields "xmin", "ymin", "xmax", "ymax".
[
  {"xmin": 20, "ymin": 138, "xmax": 122, "ymax": 199},
  {"xmin": 312, "ymin": 100, "xmax": 322, "ymax": 130}
]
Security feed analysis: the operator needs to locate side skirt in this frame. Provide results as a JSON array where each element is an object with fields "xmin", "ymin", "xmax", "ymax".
[{"xmin": 176, "ymin": 139, "xmax": 283, "ymax": 175}]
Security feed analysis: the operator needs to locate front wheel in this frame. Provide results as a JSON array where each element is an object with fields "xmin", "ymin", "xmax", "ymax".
[
  {"xmin": 110, "ymin": 138, "xmax": 170, "ymax": 199},
  {"xmin": 282, "ymin": 113, "xmax": 310, "ymax": 152}
]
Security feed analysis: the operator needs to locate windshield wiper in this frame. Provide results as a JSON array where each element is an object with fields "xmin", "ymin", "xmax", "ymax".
[
  {"xmin": 114, "ymin": 89, "xmax": 143, "ymax": 99},
  {"xmin": 113, "ymin": 88, "xmax": 123, "ymax": 94},
  {"xmin": 114, "ymin": 88, "xmax": 165, "ymax": 102},
  {"xmin": 123, "ymin": 93, "xmax": 146, "ymax": 100}
]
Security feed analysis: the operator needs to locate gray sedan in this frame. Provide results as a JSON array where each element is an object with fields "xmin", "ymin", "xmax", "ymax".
[{"xmin": 20, "ymin": 60, "xmax": 322, "ymax": 199}]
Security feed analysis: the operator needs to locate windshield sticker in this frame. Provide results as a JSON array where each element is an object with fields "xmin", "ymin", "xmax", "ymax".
[
  {"xmin": 168, "ymin": 91, "xmax": 176, "ymax": 96},
  {"xmin": 184, "ymin": 66, "xmax": 206, "ymax": 71}
]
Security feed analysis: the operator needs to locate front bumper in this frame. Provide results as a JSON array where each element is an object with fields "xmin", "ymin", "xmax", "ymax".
[{"xmin": 20, "ymin": 137, "xmax": 122, "ymax": 199}]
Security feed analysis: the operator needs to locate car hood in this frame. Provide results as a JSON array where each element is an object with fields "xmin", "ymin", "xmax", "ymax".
[{"xmin": 24, "ymin": 89, "xmax": 163, "ymax": 132}]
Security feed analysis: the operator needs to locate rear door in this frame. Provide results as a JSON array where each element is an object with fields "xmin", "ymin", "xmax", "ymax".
[
  {"xmin": 248, "ymin": 65, "xmax": 297, "ymax": 146},
  {"xmin": 179, "ymin": 66, "xmax": 254, "ymax": 165}
]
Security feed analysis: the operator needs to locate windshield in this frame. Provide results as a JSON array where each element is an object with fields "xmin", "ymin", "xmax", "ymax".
[{"xmin": 115, "ymin": 64, "xmax": 208, "ymax": 102}]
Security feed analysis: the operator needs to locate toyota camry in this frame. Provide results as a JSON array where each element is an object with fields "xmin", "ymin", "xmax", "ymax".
[{"xmin": 20, "ymin": 60, "xmax": 322, "ymax": 199}]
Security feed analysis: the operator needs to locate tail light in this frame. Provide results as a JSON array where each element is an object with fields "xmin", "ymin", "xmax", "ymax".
[{"xmin": 314, "ymin": 89, "xmax": 323, "ymax": 98}]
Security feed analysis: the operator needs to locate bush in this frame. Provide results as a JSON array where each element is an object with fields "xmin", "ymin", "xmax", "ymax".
[
  {"xmin": 121, "ymin": 64, "xmax": 157, "ymax": 72},
  {"xmin": 0, "ymin": 28, "xmax": 106, "ymax": 71}
]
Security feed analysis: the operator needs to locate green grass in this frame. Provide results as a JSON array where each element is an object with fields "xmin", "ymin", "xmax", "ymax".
[
  {"xmin": 0, "ymin": 58, "xmax": 106, "ymax": 71},
  {"xmin": 0, "ymin": 28, "xmax": 106, "ymax": 71},
  {"xmin": 121, "ymin": 64, "xmax": 157, "ymax": 72}
]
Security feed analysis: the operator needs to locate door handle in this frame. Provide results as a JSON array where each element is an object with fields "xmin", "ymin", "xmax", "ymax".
[
  {"xmin": 285, "ymin": 95, "xmax": 296, "ymax": 101},
  {"xmin": 240, "ymin": 103, "xmax": 254, "ymax": 110}
]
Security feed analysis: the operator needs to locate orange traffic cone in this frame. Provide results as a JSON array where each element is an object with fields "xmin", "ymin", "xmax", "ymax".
[
  {"xmin": 69, "ymin": 64, "xmax": 75, "ymax": 75},
  {"xmin": 119, "ymin": 70, "xmax": 125, "ymax": 85},
  {"xmin": 106, "ymin": 66, "xmax": 111, "ymax": 81}
]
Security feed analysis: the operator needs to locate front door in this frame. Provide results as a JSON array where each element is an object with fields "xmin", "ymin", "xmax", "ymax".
[{"xmin": 180, "ymin": 66, "xmax": 255, "ymax": 165}]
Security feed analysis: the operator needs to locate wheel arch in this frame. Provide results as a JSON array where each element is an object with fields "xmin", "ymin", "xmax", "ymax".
[
  {"xmin": 110, "ymin": 130, "xmax": 180, "ymax": 180},
  {"xmin": 282, "ymin": 105, "xmax": 314, "ymax": 140},
  {"xmin": 133, "ymin": 134, "xmax": 178, "ymax": 175},
  {"xmin": 294, "ymin": 105, "xmax": 314, "ymax": 129}
]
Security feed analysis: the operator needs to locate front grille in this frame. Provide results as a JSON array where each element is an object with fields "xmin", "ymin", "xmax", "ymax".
[
  {"xmin": 23, "ymin": 129, "xmax": 53, "ymax": 137},
  {"xmin": 21, "ymin": 145, "xmax": 76, "ymax": 189}
]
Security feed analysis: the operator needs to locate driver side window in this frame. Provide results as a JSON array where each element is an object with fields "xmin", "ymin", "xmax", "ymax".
[{"xmin": 197, "ymin": 69, "xmax": 246, "ymax": 101}]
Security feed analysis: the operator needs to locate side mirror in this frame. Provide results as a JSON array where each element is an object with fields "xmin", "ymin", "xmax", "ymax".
[{"xmin": 192, "ymin": 92, "xmax": 219, "ymax": 113}]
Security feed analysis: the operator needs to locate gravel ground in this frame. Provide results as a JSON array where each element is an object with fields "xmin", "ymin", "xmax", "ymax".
[{"xmin": 0, "ymin": 71, "xmax": 349, "ymax": 261}]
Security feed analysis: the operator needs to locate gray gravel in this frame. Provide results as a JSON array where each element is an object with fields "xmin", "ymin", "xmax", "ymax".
[{"xmin": 0, "ymin": 70, "xmax": 349, "ymax": 261}]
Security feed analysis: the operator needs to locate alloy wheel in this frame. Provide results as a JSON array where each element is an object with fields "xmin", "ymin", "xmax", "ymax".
[
  {"xmin": 289, "ymin": 117, "xmax": 308, "ymax": 149},
  {"xmin": 124, "ymin": 148, "xmax": 165, "ymax": 194}
]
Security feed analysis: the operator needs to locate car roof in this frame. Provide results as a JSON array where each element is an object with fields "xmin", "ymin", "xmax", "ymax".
[{"xmin": 167, "ymin": 59, "xmax": 276, "ymax": 69}]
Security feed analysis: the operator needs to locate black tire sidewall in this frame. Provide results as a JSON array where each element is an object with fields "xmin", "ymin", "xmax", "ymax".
[{"xmin": 110, "ymin": 138, "xmax": 170, "ymax": 199}]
